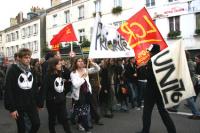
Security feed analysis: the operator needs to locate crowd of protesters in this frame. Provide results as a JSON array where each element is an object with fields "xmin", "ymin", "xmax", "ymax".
[{"xmin": 0, "ymin": 47, "xmax": 200, "ymax": 133}]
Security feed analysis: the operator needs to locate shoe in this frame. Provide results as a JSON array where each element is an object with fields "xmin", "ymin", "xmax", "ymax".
[
  {"xmin": 88, "ymin": 126, "xmax": 93, "ymax": 129},
  {"xmin": 104, "ymin": 114, "xmax": 113, "ymax": 118},
  {"xmin": 78, "ymin": 124, "xmax": 85, "ymax": 131},
  {"xmin": 167, "ymin": 108, "xmax": 177, "ymax": 112},
  {"xmin": 188, "ymin": 115, "xmax": 200, "ymax": 120},
  {"xmin": 95, "ymin": 121, "xmax": 104, "ymax": 125},
  {"xmin": 136, "ymin": 107, "xmax": 141, "ymax": 110}
]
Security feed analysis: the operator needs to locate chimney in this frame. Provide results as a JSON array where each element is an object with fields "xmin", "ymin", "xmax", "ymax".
[
  {"xmin": 51, "ymin": 0, "xmax": 61, "ymax": 7},
  {"xmin": 10, "ymin": 18, "xmax": 18, "ymax": 26},
  {"xmin": 19, "ymin": 12, "xmax": 23, "ymax": 23}
]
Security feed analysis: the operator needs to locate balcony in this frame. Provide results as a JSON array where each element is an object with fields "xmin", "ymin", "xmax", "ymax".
[
  {"xmin": 167, "ymin": 30, "xmax": 182, "ymax": 39},
  {"xmin": 112, "ymin": 6, "xmax": 122, "ymax": 15}
]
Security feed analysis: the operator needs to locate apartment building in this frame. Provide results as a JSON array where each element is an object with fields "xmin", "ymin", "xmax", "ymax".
[
  {"xmin": 46, "ymin": 0, "xmax": 200, "ymax": 55},
  {"xmin": 146, "ymin": 0, "xmax": 200, "ymax": 52},
  {"xmin": 2, "ymin": 14, "xmax": 46, "ymax": 62}
]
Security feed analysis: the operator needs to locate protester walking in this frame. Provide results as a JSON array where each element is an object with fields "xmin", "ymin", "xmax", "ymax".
[
  {"xmin": 137, "ymin": 44, "xmax": 176, "ymax": 133},
  {"xmin": 40, "ymin": 58, "xmax": 72, "ymax": 133},
  {"xmin": 70, "ymin": 57, "xmax": 100, "ymax": 133},
  {"xmin": 4, "ymin": 48, "xmax": 41, "ymax": 133}
]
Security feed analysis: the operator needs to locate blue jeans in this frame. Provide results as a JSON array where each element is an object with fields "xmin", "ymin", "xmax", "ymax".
[
  {"xmin": 126, "ymin": 81, "xmax": 137, "ymax": 107},
  {"xmin": 187, "ymin": 97, "xmax": 200, "ymax": 116}
]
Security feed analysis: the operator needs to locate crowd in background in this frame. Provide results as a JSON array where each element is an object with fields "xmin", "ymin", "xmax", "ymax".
[{"xmin": 0, "ymin": 48, "xmax": 200, "ymax": 133}]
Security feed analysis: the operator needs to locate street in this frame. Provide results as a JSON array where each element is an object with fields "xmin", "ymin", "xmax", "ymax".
[{"xmin": 1, "ymin": 99, "xmax": 200, "ymax": 133}]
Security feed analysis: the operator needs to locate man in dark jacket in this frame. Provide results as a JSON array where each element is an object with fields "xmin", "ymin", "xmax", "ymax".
[
  {"xmin": 124, "ymin": 57, "xmax": 138, "ymax": 108},
  {"xmin": 138, "ymin": 44, "xmax": 176, "ymax": 133},
  {"xmin": 4, "ymin": 48, "xmax": 41, "ymax": 133}
]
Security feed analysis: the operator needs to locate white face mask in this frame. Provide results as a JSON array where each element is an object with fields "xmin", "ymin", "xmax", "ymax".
[
  {"xmin": 18, "ymin": 72, "xmax": 33, "ymax": 90},
  {"xmin": 54, "ymin": 77, "xmax": 64, "ymax": 93}
]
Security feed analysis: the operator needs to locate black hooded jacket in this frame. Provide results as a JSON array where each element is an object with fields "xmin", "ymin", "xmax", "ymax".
[
  {"xmin": 39, "ymin": 73, "xmax": 67, "ymax": 107},
  {"xmin": 4, "ymin": 64, "xmax": 39, "ymax": 112}
]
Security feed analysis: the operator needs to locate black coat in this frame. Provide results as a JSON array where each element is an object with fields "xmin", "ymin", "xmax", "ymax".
[
  {"xmin": 40, "ymin": 73, "xmax": 67, "ymax": 107},
  {"xmin": 4, "ymin": 64, "xmax": 39, "ymax": 112}
]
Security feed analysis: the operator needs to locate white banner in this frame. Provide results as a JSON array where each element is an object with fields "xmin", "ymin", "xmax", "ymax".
[
  {"xmin": 88, "ymin": 13, "xmax": 134, "ymax": 59},
  {"xmin": 151, "ymin": 40, "xmax": 196, "ymax": 108}
]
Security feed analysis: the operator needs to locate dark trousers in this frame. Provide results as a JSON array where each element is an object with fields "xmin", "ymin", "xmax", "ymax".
[
  {"xmin": 0, "ymin": 85, "xmax": 3, "ymax": 100},
  {"xmin": 142, "ymin": 85, "xmax": 176, "ymax": 133},
  {"xmin": 137, "ymin": 81, "xmax": 146, "ymax": 107},
  {"xmin": 16, "ymin": 107, "xmax": 40, "ymax": 133},
  {"xmin": 78, "ymin": 115, "xmax": 90, "ymax": 131},
  {"xmin": 46, "ymin": 100, "xmax": 71, "ymax": 133},
  {"xmin": 90, "ymin": 90, "xmax": 100, "ymax": 123}
]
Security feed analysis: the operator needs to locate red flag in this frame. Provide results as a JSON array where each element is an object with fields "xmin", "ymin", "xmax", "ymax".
[
  {"xmin": 51, "ymin": 44, "xmax": 60, "ymax": 51},
  {"xmin": 117, "ymin": 7, "xmax": 167, "ymax": 65},
  {"xmin": 50, "ymin": 23, "xmax": 77, "ymax": 46}
]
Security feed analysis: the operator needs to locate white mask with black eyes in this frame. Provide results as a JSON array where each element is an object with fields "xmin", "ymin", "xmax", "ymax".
[
  {"xmin": 54, "ymin": 77, "xmax": 64, "ymax": 93},
  {"xmin": 18, "ymin": 72, "xmax": 33, "ymax": 90}
]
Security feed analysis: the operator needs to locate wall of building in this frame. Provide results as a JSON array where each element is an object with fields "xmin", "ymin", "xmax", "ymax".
[
  {"xmin": 45, "ymin": 0, "xmax": 199, "ymax": 52},
  {"xmin": 148, "ymin": 0, "xmax": 200, "ymax": 50},
  {"xmin": 3, "ymin": 18, "xmax": 42, "ymax": 62}
]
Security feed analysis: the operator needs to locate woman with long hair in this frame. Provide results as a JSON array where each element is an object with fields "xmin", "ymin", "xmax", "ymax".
[
  {"xmin": 70, "ymin": 58, "xmax": 100, "ymax": 133},
  {"xmin": 42, "ymin": 58, "xmax": 72, "ymax": 133}
]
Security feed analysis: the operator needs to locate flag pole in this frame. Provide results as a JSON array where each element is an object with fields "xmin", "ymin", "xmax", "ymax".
[{"xmin": 70, "ymin": 42, "xmax": 73, "ymax": 52}]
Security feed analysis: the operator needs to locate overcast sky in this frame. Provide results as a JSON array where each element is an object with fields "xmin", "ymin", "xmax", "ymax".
[{"xmin": 0, "ymin": 0, "xmax": 51, "ymax": 31}]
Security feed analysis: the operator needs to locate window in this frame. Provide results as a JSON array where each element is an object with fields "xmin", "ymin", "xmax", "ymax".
[
  {"xmin": 33, "ymin": 24, "xmax": 38, "ymax": 35},
  {"xmin": 78, "ymin": 6, "xmax": 84, "ymax": 20},
  {"xmin": 11, "ymin": 46, "xmax": 14, "ymax": 57},
  {"xmin": 168, "ymin": 0, "xmax": 178, "ymax": 2},
  {"xmin": 22, "ymin": 43, "xmax": 25, "ymax": 48},
  {"xmin": 146, "ymin": 0, "xmax": 155, "ymax": 7},
  {"xmin": 169, "ymin": 16, "xmax": 180, "ymax": 32},
  {"xmin": 30, "ymin": 26, "xmax": 33, "ymax": 36},
  {"xmin": 114, "ymin": 0, "xmax": 122, "ymax": 7},
  {"xmin": 25, "ymin": 27, "xmax": 29, "ymax": 37},
  {"xmin": 16, "ymin": 31, "xmax": 19, "ymax": 40},
  {"xmin": 11, "ymin": 33, "xmax": 15, "ymax": 41},
  {"xmin": 27, "ymin": 26, "xmax": 31, "ymax": 37},
  {"xmin": 6, "ymin": 34, "xmax": 11, "ymax": 42},
  {"xmin": 28, "ymin": 42, "xmax": 31, "ymax": 50},
  {"xmin": 0, "ymin": 34, "xmax": 2, "ymax": 42},
  {"xmin": 64, "ymin": 10, "xmax": 70, "ymax": 23},
  {"xmin": 94, "ymin": 0, "xmax": 101, "ymax": 12},
  {"xmin": 196, "ymin": 13, "xmax": 200, "ymax": 29},
  {"xmin": 53, "ymin": 14, "xmax": 57, "ymax": 27},
  {"xmin": 79, "ymin": 29, "xmax": 85, "ymax": 43},
  {"xmin": 21, "ymin": 28, "xmax": 25, "ymax": 38},
  {"xmin": 16, "ymin": 45, "xmax": 19, "ymax": 51},
  {"xmin": 34, "ymin": 41, "xmax": 38, "ymax": 52}
]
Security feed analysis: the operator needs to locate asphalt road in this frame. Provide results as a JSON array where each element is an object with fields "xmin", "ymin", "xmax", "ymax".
[{"xmin": 1, "ymin": 99, "xmax": 200, "ymax": 133}]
